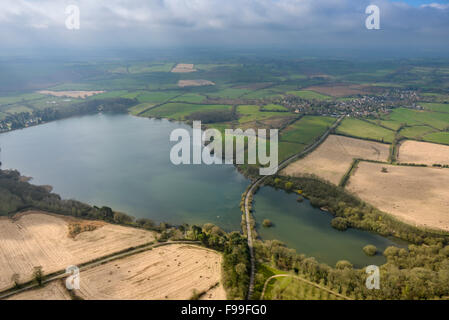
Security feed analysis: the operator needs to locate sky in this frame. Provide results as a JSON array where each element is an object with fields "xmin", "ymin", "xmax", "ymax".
[{"xmin": 0, "ymin": 0, "xmax": 448, "ymax": 57}]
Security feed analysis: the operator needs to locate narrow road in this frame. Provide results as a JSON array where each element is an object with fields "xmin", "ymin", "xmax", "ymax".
[
  {"xmin": 244, "ymin": 115, "xmax": 344, "ymax": 300},
  {"xmin": 260, "ymin": 274, "xmax": 352, "ymax": 300},
  {"xmin": 0, "ymin": 240, "xmax": 200, "ymax": 300}
]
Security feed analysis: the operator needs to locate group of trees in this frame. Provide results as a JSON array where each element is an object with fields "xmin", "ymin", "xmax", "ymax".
[{"xmin": 188, "ymin": 223, "xmax": 250, "ymax": 300}]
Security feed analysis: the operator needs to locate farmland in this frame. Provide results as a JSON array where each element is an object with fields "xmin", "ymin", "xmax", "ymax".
[
  {"xmin": 142, "ymin": 103, "xmax": 231, "ymax": 120},
  {"xmin": 398, "ymin": 140, "xmax": 449, "ymax": 165},
  {"xmin": 304, "ymin": 84, "xmax": 374, "ymax": 98},
  {"xmin": 0, "ymin": 211, "xmax": 155, "ymax": 291},
  {"xmin": 280, "ymin": 116, "xmax": 336, "ymax": 144},
  {"xmin": 336, "ymin": 118, "xmax": 395, "ymax": 143},
  {"xmin": 6, "ymin": 281, "xmax": 71, "ymax": 300},
  {"xmin": 346, "ymin": 162, "xmax": 449, "ymax": 231},
  {"xmin": 286, "ymin": 90, "xmax": 332, "ymax": 101},
  {"xmin": 281, "ymin": 135, "xmax": 390, "ymax": 185},
  {"xmin": 76, "ymin": 244, "xmax": 225, "ymax": 300}
]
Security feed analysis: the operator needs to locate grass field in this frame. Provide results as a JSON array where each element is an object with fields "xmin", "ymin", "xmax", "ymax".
[
  {"xmin": 399, "ymin": 125, "xmax": 437, "ymax": 139},
  {"xmin": 0, "ymin": 93, "xmax": 46, "ymax": 105},
  {"xmin": 142, "ymin": 103, "xmax": 231, "ymax": 120},
  {"xmin": 366, "ymin": 119, "xmax": 403, "ymax": 131},
  {"xmin": 240, "ymin": 89, "xmax": 281, "ymax": 99},
  {"xmin": 237, "ymin": 105, "xmax": 292, "ymax": 124},
  {"xmin": 172, "ymin": 93, "xmax": 206, "ymax": 103},
  {"xmin": 268, "ymin": 276, "xmax": 344, "ymax": 300},
  {"xmin": 385, "ymin": 108, "xmax": 449, "ymax": 130},
  {"xmin": 422, "ymin": 131, "xmax": 449, "ymax": 145},
  {"xmin": 206, "ymin": 88, "xmax": 251, "ymax": 99},
  {"xmin": 262, "ymin": 104, "xmax": 288, "ymax": 111},
  {"xmin": 137, "ymin": 91, "xmax": 181, "ymax": 103},
  {"xmin": 280, "ymin": 116, "xmax": 335, "ymax": 144},
  {"xmin": 420, "ymin": 102, "xmax": 449, "ymax": 113},
  {"xmin": 128, "ymin": 103, "xmax": 154, "ymax": 115},
  {"xmin": 278, "ymin": 141, "xmax": 305, "ymax": 162},
  {"xmin": 286, "ymin": 90, "xmax": 332, "ymax": 100},
  {"xmin": 336, "ymin": 118, "xmax": 395, "ymax": 143}
]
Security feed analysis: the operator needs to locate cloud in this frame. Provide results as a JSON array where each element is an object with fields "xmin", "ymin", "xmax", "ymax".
[
  {"xmin": 0, "ymin": 0, "xmax": 448, "ymax": 53},
  {"xmin": 420, "ymin": 2, "xmax": 449, "ymax": 9}
]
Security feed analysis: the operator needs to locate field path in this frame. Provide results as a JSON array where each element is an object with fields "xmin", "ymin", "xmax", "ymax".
[{"xmin": 244, "ymin": 115, "xmax": 344, "ymax": 299}]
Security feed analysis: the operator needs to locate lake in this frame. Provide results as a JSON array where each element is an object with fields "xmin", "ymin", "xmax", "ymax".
[
  {"xmin": 254, "ymin": 186, "xmax": 407, "ymax": 267},
  {"xmin": 0, "ymin": 114, "xmax": 249, "ymax": 231},
  {"xmin": 0, "ymin": 113, "xmax": 405, "ymax": 266}
]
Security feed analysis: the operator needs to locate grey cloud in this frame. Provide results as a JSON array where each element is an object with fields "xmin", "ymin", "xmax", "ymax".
[{"xmin": 0, "ymin": 0, "xmax": 448, "ymax": 53}]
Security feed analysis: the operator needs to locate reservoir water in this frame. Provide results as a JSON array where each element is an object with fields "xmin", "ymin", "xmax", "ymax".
[
  {"xmin": 0, "ymin": 114, "xmax": 249, "ymax": 231},
  {"xmin": 0, "ymin": 113, "xmax": 405, "ymax": 266},
  {"xmin": 254, "ymin": 186, "xmax": 406, "ymax": 267}
]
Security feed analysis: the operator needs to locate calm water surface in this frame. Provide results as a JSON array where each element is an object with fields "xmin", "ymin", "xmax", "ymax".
[
  {"xmin": 0, "ymin": 114, "xmax": 249, "ymax": 231},
  {"xmin": 255, "ymin": 186, "xmax": 407, "ymax": 267}
]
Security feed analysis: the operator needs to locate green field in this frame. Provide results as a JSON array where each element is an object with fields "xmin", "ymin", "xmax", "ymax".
[
  {"xmin": 0, "ymin": 92, "xmax": 46, "ymax": 105},
  {"xmin": 420, "ymin": 102, "xmax": 449, "ymax": 113},
  {"xmin": 206, "ymin": 88, "xmax": 251, "ymax": 99},
  {"xmin": 336, "ymin": 118, "xmax": 395, "ymax": 143},
  {"xmin": 240, "ymin": 89, "xmax": 281, "ymax": 99},
  {"xmin": 286, "ymin": 90, "xmax": 332, "ymax": 101},
  {"xmin": 137, "ymin": 91, "xmax": 181, "ymax": 103},
  {"xmin": 385, "ymin": 108, "xmax": 449, "ymax": 130},
  {"xmin": 172, "ymin": 93, "xmax": 206, "ymax": 103},
  {"xmin": 399, "ymin": 125, "xmax": 437, "ymax": 139},
  {"xmin": 262, "ymin": 104, "xmax": 288, "ymax": 111},
  {"xmin": 127, "ymin": 103, "xmax": 154, "ymax": 115},
  {"xmin": 237, "ymin": 105, "xmax": 292, "ymax": 123},
  {"xmin": 422, "ymin": 132, "xmax": 449, "ymax": 145},
  {"xmin": 280, "ymin": 116, "xmax": 335, "ymax": 144},
  {"xmin": 278, "ymin": 141, "xmax": 305, "ymax": 162},
  {"xmin": 142, "ymin": 103, "xmax": 231, "ymax": 120},
  {"xmin": 3, "ymin": 105, "xmax": 34, "ymax": 114},
  {"xmin": 267, "ymin": 276, "xmax": 343, "ymax": 300}
]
